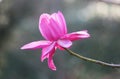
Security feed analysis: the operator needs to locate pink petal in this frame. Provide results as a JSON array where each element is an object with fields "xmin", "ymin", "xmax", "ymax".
[
  {"xmin": 51, "ymin": 11, "xmax": 67, "ymax": 34},
  {"xmin": 48, "ymin": 57, "xmax": 56, "ymax": 71},
  {"xmin": 48, "ymin": 48, "xmax": 56, "ymax": 70},
  {"xmin": 21, "ymin": 41, "xmax": 51, "ymax": 50},
  {"xmin": 41, "ymin": 42, "xmax": 56, "ymax": 62},
  {"xmin": 41, "ymin": 42, "xmax": 56, "ymax": 70},
  {"xmin": 64, "ymin": 30, "xmax": 90, "ymax": 41},
  {"xmin": 39, "ymin": 14, "xmax": 60, "ymax": 40},
  {"xmin": 39, "ymin": 14, "xmax": 54, "ymax": 40},
  {"xmin": 57, "ymin": 39, "xmax": 72, "ymax": 49},
  {"xmin": 39, "ymin": 11, "xmax": 67, "ymax": 41},
  {"xmin": 58, "ymin": 11, "xmax": 67, "ymax": 34},
  {"xmin": 48, "ymin": 18, "xmax": 62, "ymax": 40}
]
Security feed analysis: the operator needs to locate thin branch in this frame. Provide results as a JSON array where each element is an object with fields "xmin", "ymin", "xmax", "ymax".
[{"xmin": 65, "ymin": 48, "xmax": 120, "ymax": 68}]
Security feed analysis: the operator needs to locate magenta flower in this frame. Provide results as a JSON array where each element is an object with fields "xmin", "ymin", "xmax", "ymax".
[{"xmin": 21, "ymin": 11, "xmax": 90, "ymax": 70}]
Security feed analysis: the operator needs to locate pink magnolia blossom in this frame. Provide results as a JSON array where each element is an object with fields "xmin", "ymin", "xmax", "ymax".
[{"xmin": 21, "ymin": 11, "xmax": 90, "ymax": 70}]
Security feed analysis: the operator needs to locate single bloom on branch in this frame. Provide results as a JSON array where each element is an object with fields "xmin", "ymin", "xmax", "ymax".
[{"xmin": 21, "ymin": 11, "xmax": 90, "ymax": 70}]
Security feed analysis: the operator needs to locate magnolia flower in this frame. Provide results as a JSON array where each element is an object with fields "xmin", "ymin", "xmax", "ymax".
[{"xmin": 21, "ymin": 11, "xmax": 90, "ymax": 70}]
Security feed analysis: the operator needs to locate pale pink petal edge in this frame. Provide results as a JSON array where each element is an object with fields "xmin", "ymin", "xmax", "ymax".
[
  {"xmin": 63, "ymin": 30, "xmax": 90, "ymax": 41},
  {"xmin": 57, "ymin": 39, "xmax": 72, "ymax": 48},
  {"xmin": 21, "ymin": 41, "xmax": 51, "ymax": 50},
  {"xmin": 41, "ymin": 42, "xmax": 56, "ymax": 62}
]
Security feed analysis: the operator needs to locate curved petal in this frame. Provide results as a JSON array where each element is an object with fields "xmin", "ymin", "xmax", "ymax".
[
  {"xmin": 21, "ymin": 40, "xmax": 51, "ymax": 50},
  {"xmin": 64, "ymin": 30, "xmax": 90, "ymax": 41},
  {"xmin": 39, "ymin": 13, "xmax": 61, "ymax": 40},
  {"xmin": 57, "ymin": 39, "xmax": 72, "ymax": 49},
  {"xmin": 41, "ymin": 42, "xmax": 56, "ymax": 62},
  {"xmin": 48, "ymin": 48, "xmax": 56, "ymax": 71},
  {"xmin": 58, "ymin": 11, "xmax": 67, "ymax": 34},
  {"xmin": 39, "ymin": 11, "xmax": 67, "ymax": 41},
  {"xmin": 51, "ymin": 11, "xmax": 67, "ymax": 35},
  {"xmin": 48, "ymin": 18, "xmax": 62, "ymax": 40},
  {"xmin": 41, "ymin": 42, "xmax": 56, "ymax": 70},
  {"xmin": 39, "ymin": 14, "xmax": 54, "ymax": 40}
]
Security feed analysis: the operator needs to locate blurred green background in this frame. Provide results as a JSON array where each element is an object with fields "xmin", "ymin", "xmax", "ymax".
[{"xmin": 0, "ymin": 0, "xmax": 120, "ymax": 79}]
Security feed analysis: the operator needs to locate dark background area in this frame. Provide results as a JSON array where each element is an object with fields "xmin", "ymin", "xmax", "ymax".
[{"xmin": 0, "ymin": 0, "xmax": 120, "ymax": 79}]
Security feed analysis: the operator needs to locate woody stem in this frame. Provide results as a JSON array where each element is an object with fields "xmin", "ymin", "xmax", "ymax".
[{"xmin": 65, "ymin": 48, "xmax": 120, "ymax": 68}]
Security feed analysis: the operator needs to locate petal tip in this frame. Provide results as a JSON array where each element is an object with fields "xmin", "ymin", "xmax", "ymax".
[
  {"xmin": 20, "ymin": 45, "xmax": 30, "ymax": 50},
  {"xmin": 52, "ymin": 68, "xmax": 56, "ymax": 71},
  {"xmin": 58, "ymin": 10, "xmax": 62, "ymax": 14},
  {"xmin": 50, "ymin": 66, "xmax": 56, "ymax": 71},
  {"xmin": 20, "ymin": 46, "xmax": 26, "ymax": 50}
]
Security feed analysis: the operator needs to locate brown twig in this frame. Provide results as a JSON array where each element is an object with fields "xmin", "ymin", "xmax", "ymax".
[{"xmin": 65, "ymin": 48, "xmax": 120, "ymax": 68}]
